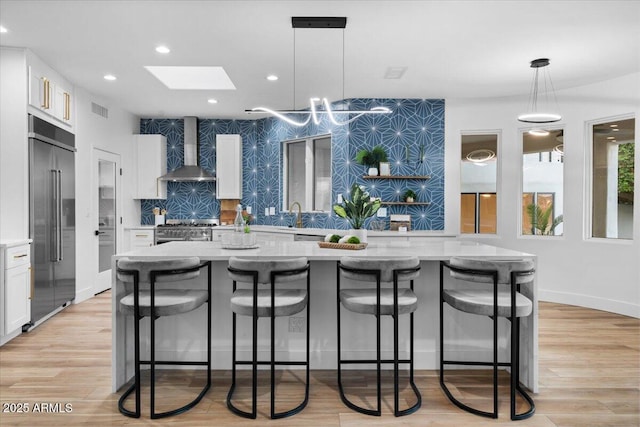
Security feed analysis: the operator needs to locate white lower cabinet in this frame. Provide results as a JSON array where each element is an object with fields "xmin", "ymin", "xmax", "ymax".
[
  {"xmin": 129, "ymin": 229, "xmax": 155, "ymax": 249},
  {"xmin": 1, "ymin": 243, "xmax": 31, "ymax": 345}
]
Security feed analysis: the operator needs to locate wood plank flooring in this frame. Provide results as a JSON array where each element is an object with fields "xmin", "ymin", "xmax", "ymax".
[{"xmin": 0, "ymin": 292, "xmax": 638, "ymax": 426}]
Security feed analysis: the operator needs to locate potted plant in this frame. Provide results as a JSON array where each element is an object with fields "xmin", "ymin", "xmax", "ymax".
[
  {"xmin": 355, "ymin": 146, "xmax": 388, "ymax": 176},
  {"xmin": 402, "ymin": 189, "xmax": 417, "ymax": 203},
  {"xmin": 333, "ymin": 184, "xmax": 381, "ymax": 241}
]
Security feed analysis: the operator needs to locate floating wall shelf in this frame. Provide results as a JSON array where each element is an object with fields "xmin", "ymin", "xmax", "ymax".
[
  {"xmin": 380, "ymin": 202, "xmax": 431, "ymax": 206},
  {"xmin": 363, "ymin": 175, "xmax": 431, "ymax": 180}
]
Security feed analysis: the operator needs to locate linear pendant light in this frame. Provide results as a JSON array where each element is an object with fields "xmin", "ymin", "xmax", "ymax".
[
  {"xmin": 245, "ymin": 17, "xmax": 391, "ymax": 126},
  {"xmin": 517, "ymin": 58, "xmax": 561, "ymax": 124}
]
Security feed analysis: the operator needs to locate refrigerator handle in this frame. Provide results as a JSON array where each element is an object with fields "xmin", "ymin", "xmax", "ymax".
[
  {"xmin": 57, "ymin": 170, "xmax": 63, "ymax": 261},
  {"xmin": 50, "ymin": 170, "xmax": 58, "ymax": 262}
]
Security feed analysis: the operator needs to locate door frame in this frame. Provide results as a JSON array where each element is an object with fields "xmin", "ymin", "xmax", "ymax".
[{"xmin": 92, "ymin": 148, "xmax": 121, "ymax": 295}]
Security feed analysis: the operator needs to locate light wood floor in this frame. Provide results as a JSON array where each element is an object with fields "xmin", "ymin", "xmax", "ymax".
[{"xmin": 0, "ymin": 291, "xmax": 638, "ymax": 426}]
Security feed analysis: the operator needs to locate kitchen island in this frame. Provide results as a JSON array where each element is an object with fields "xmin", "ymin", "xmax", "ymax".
[{"xmin": 111, "ymin": 239, "xmax": 538, "ymax": 394}]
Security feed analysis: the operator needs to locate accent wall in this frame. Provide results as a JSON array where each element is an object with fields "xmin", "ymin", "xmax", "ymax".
[{"xmin": 139, "ymin": 98, "xmax": 444, "ymax": 230}]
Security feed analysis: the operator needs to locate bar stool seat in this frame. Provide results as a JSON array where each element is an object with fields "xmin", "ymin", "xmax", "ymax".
[
  {"xmin": 439, "ymin": 257, "xmax": 535, "ymax": 421},
  {"xmin": 227, "ymin": 256, "xmax": 310, "ymax": 420},
  {"xmin": 340, "ymin": 288, "xmax": 418, "ymax": 316},
  {"xmin": 442, "ymin": 289, "xmax": 532, "ymax": 318},
  {"xmin": 120, "ymin": 289, "xmax": 209, "ymax": 317},
  {"xmin": 337, "ymin": 256, "xmax": 421, "ymax": 417},
  {"xmin": 117, "ymin": 257, "xmax": 212, "ymax": 420},
  {"xmin": 230, "ymin": 289, "xmax": 307, "ymax": 317}
]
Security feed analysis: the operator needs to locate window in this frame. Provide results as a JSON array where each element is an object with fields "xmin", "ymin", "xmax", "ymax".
[
  {"xmin": 461, "ymin": 192, "xmax": 497, "ymax": 234},
  {"xmin": 461, "ymin": 133, "xmax": 498, "ymax": 234},
  {"xmin": 591, "ymin": 117, "xmax": 635, "ymax": 239},
  {"xmin": 283, "ymin": 135, "xmax": 332, "ymax": 211},
  {"xmin": 522, "ymin": 128, "xmax": 564, "ymax": 236}
]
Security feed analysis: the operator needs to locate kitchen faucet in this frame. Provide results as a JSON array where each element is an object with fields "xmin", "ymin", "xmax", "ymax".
[{"xmin": 289, "ymin": 201, "xmax": 303, "ymax": 228}]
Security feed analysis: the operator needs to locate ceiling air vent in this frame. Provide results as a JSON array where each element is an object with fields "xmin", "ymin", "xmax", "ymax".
[{"xmin": 91, "ymin": 102, "xmax": 109, "ymax": 118}]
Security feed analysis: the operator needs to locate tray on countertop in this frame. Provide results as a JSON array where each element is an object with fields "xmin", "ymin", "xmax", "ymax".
[{"xmin": 317, "ymin": 242, "xmax": 368, "ymax": 250}]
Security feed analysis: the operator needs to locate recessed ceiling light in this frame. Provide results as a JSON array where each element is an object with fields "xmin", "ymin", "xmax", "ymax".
[
  {"xmin": 207, "ymin": 98, "xmax": 218, "ymax": 104},
  {"xmin": 104, "ymin": 74, "xmax": 117, "ymax": 81},
  {"xmin": 610, "ymin": 124, "xmax": 618, "ymax": 127},
  {"xmin": 613, "ymin": 128, "xmax": 620, "ymax": 132},
  {"xmin": 0, "ymin": 26, "xmax": 8, "ymax": 33},
  {"xmin": 266, "ymin": 74, "xmax": 278, "ymax": 81},
  {"xmin": 155, "ymin": 45, "xmax": 170, "ymax": 54},
  {"xmin": 607, "ymin": 136, "xmax": 615, "ymax": 139},
  {"xmin": 144, "ymin": 66, "xmax": 236, "ymax": 90}
]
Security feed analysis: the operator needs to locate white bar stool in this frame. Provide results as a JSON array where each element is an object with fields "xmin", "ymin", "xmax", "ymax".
[
  {"xmin": 439, "ymin": 257, "xmax": 535, "ymax": 420},
  {"xmin": 337, "ymin": 256, "xmax": 421, "ymax": 417},
  {"xmin": 226, "ymin": 256, "xmax": 310, "ymax": 419},
  {"xmin": 116, "ymin": 257, "xmax": 211, "ymax": 419}
]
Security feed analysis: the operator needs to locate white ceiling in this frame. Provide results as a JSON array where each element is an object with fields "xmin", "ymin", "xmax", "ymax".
[{"xmin": 1, "ymin": 0, "xmax": 639, "ymax": 119}]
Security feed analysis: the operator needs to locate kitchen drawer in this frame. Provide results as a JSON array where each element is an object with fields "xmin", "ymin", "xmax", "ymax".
[
  {"xmin": 5, "ymin": 245, "xmax": 30, "ymax": 269},
  {"xmin": 129, "ymin": 229, "xmax": 155, "ymax": 248}
]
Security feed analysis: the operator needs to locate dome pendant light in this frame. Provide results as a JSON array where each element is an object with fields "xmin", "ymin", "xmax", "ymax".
[
  {"xmin": 246, "ymin": 17, "xmax": 391, "ymax": 126},
  {"xmin": 517, "ymin": 58, "xmax": 561, "ymax": 124}
]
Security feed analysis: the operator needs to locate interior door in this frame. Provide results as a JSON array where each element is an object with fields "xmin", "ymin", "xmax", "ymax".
[{"xmin": 93, "ymin": 149, "xmax": 120, "ymax": 294}]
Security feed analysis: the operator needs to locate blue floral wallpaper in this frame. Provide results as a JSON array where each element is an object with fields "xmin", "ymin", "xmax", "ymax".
[{"xmin": 139, "ymin": 98, "xmax": 444, "ymax": 230}]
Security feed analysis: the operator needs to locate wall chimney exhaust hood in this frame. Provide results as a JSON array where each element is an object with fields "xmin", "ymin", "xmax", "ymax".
[{"xmin": 158, "ymin": 116, "xmax": 216, "ymax": 182}]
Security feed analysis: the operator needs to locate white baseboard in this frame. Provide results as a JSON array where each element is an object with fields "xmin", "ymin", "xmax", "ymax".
[
  {"xmin": 539, "ymin": 289, "xmax": 640, "ymax": 318},
  {"xmin": 74, "ymin": 285, "xmax": 94, "ymax": 304}
]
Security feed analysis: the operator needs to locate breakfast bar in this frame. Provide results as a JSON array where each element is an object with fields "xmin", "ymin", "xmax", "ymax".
[{"xmin": 111, "ymin": 238, "xmax": 538, "ymax": 394}]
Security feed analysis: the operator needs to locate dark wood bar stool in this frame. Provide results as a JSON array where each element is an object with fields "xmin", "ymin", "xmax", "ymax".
[
  {"xmin": 439, "ymin": 257, "xmax": 535, "ymax": 420},
  {"xmin": 337, "ymin": 256, "xmax": 421, "ymax": 417},
  {"xmin": 226, "ymin": 256, "xmax": 310, "ymax": 419},
  {"xmin": 116, "ymin": 257, "xmax": 212, "ymax": 419}
]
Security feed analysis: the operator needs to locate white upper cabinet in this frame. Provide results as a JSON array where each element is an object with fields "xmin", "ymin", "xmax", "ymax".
[
  {"xmin": 133, "ymin": 135, "xmax": 167, "ymax": 199},
  {"xmin": 27, "ymin": 53, "xmax": 75, "ymax": 130},
  {"xmin": 216, "ymin": 134, "xmax": 243, "ymax": 199}
]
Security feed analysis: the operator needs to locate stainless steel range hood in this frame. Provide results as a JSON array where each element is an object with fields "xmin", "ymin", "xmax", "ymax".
[{"xmin": 159, "ymin": 116, "xmax": 216, "ymax": 181}]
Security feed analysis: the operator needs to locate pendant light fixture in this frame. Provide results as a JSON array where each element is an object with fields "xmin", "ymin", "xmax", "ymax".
[
  {"xmin": 517, "ymin": 58, "xmax": 561, "ymax": 124},
  {"xmin": 246, "ymin": 17, "xmax": 391, "ymax": 126}
]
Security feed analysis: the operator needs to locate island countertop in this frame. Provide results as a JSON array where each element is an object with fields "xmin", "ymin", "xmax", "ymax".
[
  {"xmin": 112, "ymin": 239, "xmax": 538, "ymax": 394},
  {"xmin": 115, "ymin": 239, "xmax": 533, "ymax": 261}
]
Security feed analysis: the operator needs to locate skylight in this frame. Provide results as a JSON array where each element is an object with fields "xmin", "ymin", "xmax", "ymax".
[{"xmin": 144, "ymin": 66, "xmax": 236, "ymax": 90}]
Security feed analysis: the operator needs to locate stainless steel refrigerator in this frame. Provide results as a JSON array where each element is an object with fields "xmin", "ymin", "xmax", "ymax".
[{"xmin": 28, "ymin": 114, "xmax": 76, "ymax": 329}]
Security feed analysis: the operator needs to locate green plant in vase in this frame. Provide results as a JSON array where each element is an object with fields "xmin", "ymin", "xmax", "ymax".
[
  {"xmin": 402, "ymin": 189, "xmax": 417, "ymax": 203},
  {"xmin": 355, "ymin": 146, "xmax": 388, "ymax": 176},
  {"xmin": 333, "ymin": 184, "xmax": 381, "ymax": 229}
]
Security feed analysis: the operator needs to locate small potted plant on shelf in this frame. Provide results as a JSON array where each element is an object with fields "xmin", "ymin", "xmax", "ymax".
[
  {"xmin": 402, "ymin": 189, "xmax": 417, "ymax": 203},
  {"xmin": 355, "ymin": 145, "xmax": 388, "ymax": 176}
]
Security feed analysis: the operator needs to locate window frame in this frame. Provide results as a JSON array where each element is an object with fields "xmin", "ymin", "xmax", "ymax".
[
  {"xmin": 459, "ymin": 130, "xmax": 502, "ymax": 236},
  {"xmin": 518, "ymin": 127, "xmax": 565, "ymax": 239},
  {"xmin": 282, "ymin": 134, "xmax": 332, "ymax": 213},
  {"xmin": 585, "ymin": 114, "xmax": 635, "ymax": 242}
]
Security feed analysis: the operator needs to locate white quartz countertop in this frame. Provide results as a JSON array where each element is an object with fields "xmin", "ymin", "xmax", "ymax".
[
  {"xmin": 221, "ymin": 225, "xmax": 457, "ymax": 238},
  {"xmin": 115, "ymin": 239, "xmax": 534, "ymax": 261},
  {"xmin": 0, "ymin": 239, "xmax": 32, "ymax": 248}
]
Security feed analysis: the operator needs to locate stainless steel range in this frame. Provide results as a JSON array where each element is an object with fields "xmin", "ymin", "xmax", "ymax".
[{"xmin": 154, "ymin": 219, "xmax": 219, "ymax": 244}]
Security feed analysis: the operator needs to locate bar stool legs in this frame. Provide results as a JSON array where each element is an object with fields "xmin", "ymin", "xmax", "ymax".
[
  {"xmin": 226, "ymin": 262, "xmax": 310, "ymax": 419},
  {"xmin": 337, "ymin": 261, "xmax": 421, "ymax": 417},
  {"xmin": 118, "ymin": 260, "xmax": 212, "ymax": 419},
  {"xmin": 439, "ymin": 260, "xmax": 535, "ymax": 420}
]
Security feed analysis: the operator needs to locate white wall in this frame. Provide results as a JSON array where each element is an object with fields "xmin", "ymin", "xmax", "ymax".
[
  {"xmin": 446, "ymin": 73, "xmax": 640, "ymax": 318},
  {"xmin": 0, "ymin": 48, "xmax": 29, "ymax": 240},
  {"xmin": 73, "ymin": 88, "xmax": 138, "ymax": 303}
]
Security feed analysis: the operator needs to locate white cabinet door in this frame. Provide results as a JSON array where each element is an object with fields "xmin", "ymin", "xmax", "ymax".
[
  {"xmin": 133, "ymin": 135, "xmax": 167, "ymax": 199},
  {"xmin": 53, "ymin": 82, "xmax": 73, "ymax": 126},
  {"xmin": 216, "ymin": 134, "xmax": 242, "ymax": 199},
  {"xmin": 3, "ymin": 244, "xmax": 31, "ymax": 336},
  {"xmin": 28, "ymin": 66, "xmax": 53, "ymax": 113},
  {"xmin": 4, "ymin": 265, "xmax": 30, "ymax": 335}
]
